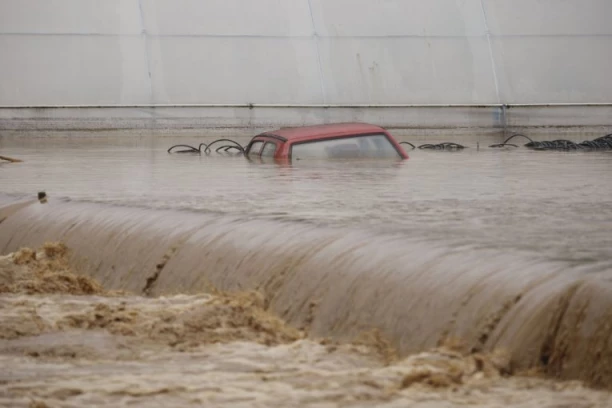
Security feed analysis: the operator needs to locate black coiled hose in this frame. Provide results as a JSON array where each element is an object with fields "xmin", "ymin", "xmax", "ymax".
[
  {"xmin": 399, "ymin": 141, "xmax": 416, "ymax": 149},
  {"xmin": 489, "ymin": 133, "xmax": 534, "ymax": 148},
  {"xmin": 399, "ymin": 141, "xmax": 466, "ymax": 150},
  {"xmin": 486, "ymin": 133, "xmax": 612, "ymax": 151},
  {"xmin": 168, "ymin": 139, "xmax": 245, "ymax": 155},
  {"xmin": 418, "ymin": 142, "xmax": 466, "ymax": 150},
  {"xmin": 524, "ymin": 134, "xmax": 612, "ymax": 151},
  {"xmin": 167, "ymin": 143, "xmax": 208, "ymax": 154},
  {"xmin": 203, "ymin": 139, "xmax": 245, "ymax": 154}
]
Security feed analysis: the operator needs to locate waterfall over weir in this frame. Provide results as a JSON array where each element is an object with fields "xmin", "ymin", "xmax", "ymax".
[{"xmin": 1, "ymin": 195, "xmax": 611, "ymax": 388}]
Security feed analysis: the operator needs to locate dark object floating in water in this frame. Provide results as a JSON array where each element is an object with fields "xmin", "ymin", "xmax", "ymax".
[
  {"xmin": 490, "ymin": 133, "xmax": 612, "ymax": 150},
  {"xmin": 417, "ymin": 142, "xmax": 466, "ymax": 151},
  {"xmin": 398, "ymin": 142, "xmax": 467, "ymax": 151},
  {"xmin": 167, "ymin": 139, "xmax": 244, "ymax": 155},
  {"xmin": 489, "ymin": 133, "xmax": 534, "ymax": 148},
  {"xmin": 0, "ymin": 154, "xmax": 23, "ymax": 163}
]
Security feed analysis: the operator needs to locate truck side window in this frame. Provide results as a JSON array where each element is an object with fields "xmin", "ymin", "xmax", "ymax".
[
  {"xmin": 248, "ymin": 141, "xmax": 263, "ymax": 156},
  {"xmin": 261, "ymin": 142, "xmax": 277, "ymax": 157}
]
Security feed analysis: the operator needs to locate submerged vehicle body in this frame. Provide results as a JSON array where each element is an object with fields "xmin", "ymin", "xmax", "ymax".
[{"xmin": 245, "ymin": 123, "xmax": 409, "ymax": 162}]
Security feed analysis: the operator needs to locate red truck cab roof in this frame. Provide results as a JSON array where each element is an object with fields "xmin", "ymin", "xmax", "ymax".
[{"xmin": 246, "ymin": 122, "xmax": 409, "ymax": 162}]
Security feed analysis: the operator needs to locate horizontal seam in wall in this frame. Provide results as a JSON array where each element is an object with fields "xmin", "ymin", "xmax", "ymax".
[{"xmin": 1, "ymin": 33, "xmax": 611, "ymax": 39}]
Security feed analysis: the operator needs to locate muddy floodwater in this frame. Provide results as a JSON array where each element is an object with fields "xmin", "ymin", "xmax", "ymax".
[
  {"xmin": 2, "ymin": 134, "xmax": 612, "ymax": 266},
  {"xmin": 1, "ymin": 132, "xmax": 612, "ymax": 407}
]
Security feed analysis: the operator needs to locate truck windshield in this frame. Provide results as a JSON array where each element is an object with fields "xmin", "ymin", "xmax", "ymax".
[{"xmin": 291, "ymin": 134, "xmax": 401, "ymax": 160}]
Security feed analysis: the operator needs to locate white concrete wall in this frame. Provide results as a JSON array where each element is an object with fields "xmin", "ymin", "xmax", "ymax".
[{"xmin": 0, "ymin": 0, "xmax": 611, "ymax": 106}]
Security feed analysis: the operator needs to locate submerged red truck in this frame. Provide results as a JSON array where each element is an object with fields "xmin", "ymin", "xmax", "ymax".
[{"xmin": 245, "ymin": 123, "xmax": 409, "ymax": 161}]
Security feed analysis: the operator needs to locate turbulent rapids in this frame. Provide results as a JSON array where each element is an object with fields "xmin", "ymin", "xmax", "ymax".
[
  {"xmin": 4, "ymin": 244, "xmax": 611, "ymax": 407},
  {"xmin": 1, "ymin": 194, "xmax": 612, "ymax": 401}
]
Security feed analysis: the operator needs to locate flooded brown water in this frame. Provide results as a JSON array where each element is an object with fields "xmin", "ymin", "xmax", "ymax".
[
  {"xmin": 1, "ymin": 134, "xmax": 611, "ymax": 264},
  {"xmin": 1, "ymin": 243, "xmax": 611, "ymax": 408},
  {"xmin": 1, "ymin": 132, "xmax": 612, "ymax": 406}
]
